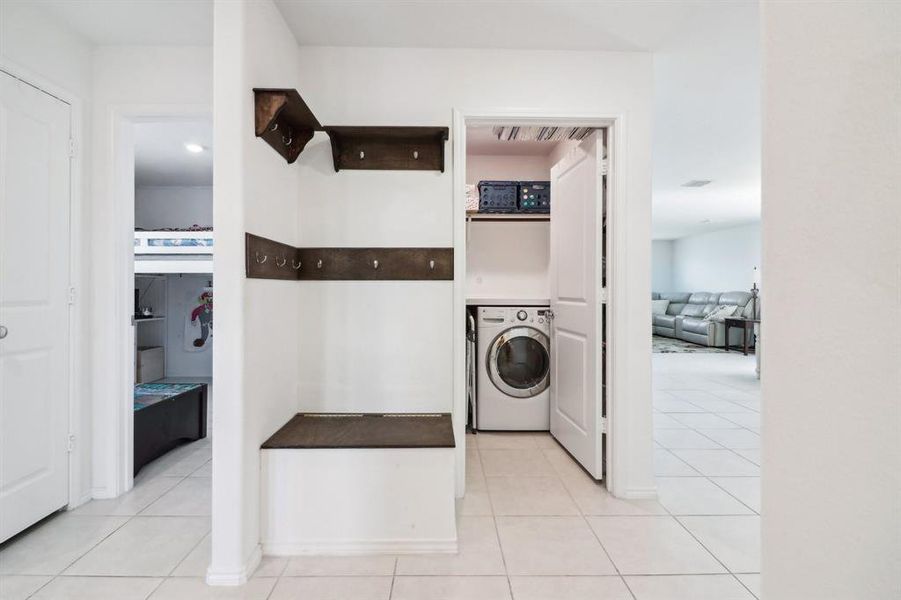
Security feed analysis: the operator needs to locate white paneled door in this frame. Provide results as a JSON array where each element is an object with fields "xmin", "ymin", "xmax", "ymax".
[
  {"xmin": 548, "ymin": 131, "xmax": 605, "ymax": 479},
  {"xmin": 0, "ymin": 71, "xmax": 72, "ymax": 542}
]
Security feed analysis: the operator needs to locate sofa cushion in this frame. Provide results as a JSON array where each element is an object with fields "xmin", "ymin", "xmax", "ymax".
[
  {"xmin": 653, "ymin": 314, "xmax": 678, "ymax": 328},
  {"xmin": 688, "ymin": 292, "xmax": 720, "ymax": 305},
  {"xmin": 660, "ymin": 293, "xmax": 691, "ymax": 304},
  {"xmin": 680, "ymin": 304, "xmax": 708, "ymax": 318},
  {"xmin": 681, "ymin": 317, "xmax": 712, "ymax": 335},
  {"xmin": 705, "ymin": 304, "xmax": 739, "ymax": 322},
  {"xmin": 719, "ymin": 291, "xmax": 752, "ymax": 307},
  {"xmin": 666, "ymin": 303, "xmax": 687, "ymax": 315},
  {"xmin": 651, "ymin": 299, "xmax": 670, "ymax": 315}
]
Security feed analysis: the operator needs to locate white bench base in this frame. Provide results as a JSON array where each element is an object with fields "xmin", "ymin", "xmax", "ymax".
[{"xmin": 261, "ymin": 447, "xmax": 457, "ymax": 555}]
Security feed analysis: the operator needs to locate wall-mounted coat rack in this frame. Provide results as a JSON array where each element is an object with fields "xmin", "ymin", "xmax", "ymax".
[
  {"xmin": 323, "ymin": 126, "xmax": 449, "ymax": 173},
  {"xmin": 252, "ymin": 88, "xmax": 448, "ymax": 171},
  {"xmin": 246, "ymin": 233, "xmax": 452, "ymax": 281},
  {"xmin": 253, "ymin": 89, "xmax": 321, "ymax": 164}
]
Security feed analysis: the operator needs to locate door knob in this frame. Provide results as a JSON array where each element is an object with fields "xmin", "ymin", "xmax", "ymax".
[{"xmin": 0, "ymin": 325, "xmax": 7, "ymax": 339}]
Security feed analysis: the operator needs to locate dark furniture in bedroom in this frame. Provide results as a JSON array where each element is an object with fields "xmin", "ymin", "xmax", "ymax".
[{"xmin": 134, "ymin": 383, "xmax": 208, "ymax": 475}]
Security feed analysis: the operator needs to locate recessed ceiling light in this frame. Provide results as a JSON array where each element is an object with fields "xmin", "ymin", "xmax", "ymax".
[
  {"xmin": 185, "ymin": 143, "xmax": 204, "ymax": 153},
  {"xmin": 682, "ymin": 179, "xmax": 712, "ymax": 188},
  {"xmin": 700, "ymin": 219, "xmax": 712, "ymax": 224}
]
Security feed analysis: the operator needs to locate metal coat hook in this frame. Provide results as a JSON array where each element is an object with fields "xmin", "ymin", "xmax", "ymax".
[
  {"xmin": 317, "ymin": 259, "xmax": 323, "ymax": 269},
  {"xmin": 276, "ymin": 257, "xmax": 287, "ymax": 268},
  {"xmin": 283, "ymin": 135, "xmax": 293, "ymax": 147},
  {"xmin": 359, "ymin": 150, "xmax": 365, "ymax": 160},
  {"xmin": 413, "ymin": 150, "xmax": 419, "ymax": 160},
  {"xmin": 256, "ymin": 253, "xmax": 268, "ymax": 264},
  {"xmin": 270, "ymin": 122, "xmax": 279, "ymax": 132},
  {"xmin": 429, "ymin": 259, "xmax": 435, "ymax": 270},
  {"xmin": 373, "ymin": 259, "xmax": 379, "ymax": 270},
  {"xmin": 292, "ymin": 260, "xmax": 302, "ymax": 270}
]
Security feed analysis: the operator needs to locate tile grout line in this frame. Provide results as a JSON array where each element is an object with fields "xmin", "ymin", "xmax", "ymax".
[
  {"xmin": 549, "ymin": 448, "xmax": 639, "ymax": 600},
  {"xmin": 475, "ymin": 444, "xmax": 516, "ymax": 600}
]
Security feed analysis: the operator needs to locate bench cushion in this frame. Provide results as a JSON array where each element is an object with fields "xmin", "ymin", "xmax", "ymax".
[{"xmin": 261, "ymin": 413, "xmax": 455, "ymax": 449}]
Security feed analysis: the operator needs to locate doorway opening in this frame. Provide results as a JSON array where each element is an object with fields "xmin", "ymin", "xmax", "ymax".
[
  {"xmin": 129, "ymin": 118, "xmax": 213, "ymax": 483},
  {"xmin": 454, "ymin": 113, "xmax": 619, "ymax": 497}
]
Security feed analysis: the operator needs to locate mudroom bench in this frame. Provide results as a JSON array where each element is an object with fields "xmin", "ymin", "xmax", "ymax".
[{"xmin": 260, "ymin": 413, "xmax": 457, "ymax": 555}]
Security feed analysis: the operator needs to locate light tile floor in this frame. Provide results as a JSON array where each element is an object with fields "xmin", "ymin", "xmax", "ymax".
[{"xmin": 0, "ymin": 352, "xmax": 761, "ymax": 599}]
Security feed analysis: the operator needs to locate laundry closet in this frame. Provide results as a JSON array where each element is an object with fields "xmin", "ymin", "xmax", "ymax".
[{"xmin": 465, "ymin": 124, "xmax": 609, "ymax": 479}]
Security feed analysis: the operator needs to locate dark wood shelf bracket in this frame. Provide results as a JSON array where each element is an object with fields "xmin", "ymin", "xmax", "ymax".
[
  {"xmin": 253, "ymin": 88, "xmax": 322, "ymax": 164},
  {"xmin": 323, "ymin": 126, "xmax": 449, "ymax": 172}
]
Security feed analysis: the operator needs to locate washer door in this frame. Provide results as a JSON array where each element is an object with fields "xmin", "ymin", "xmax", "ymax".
[{"xmin": 487, "ymin": 326, "xmax": 550, "ymax": 398}]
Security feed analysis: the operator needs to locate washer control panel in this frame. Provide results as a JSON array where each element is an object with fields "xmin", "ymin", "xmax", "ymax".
[{"xmin": 478, "ymin": 306, "xmax": 551, "ymax": 330}]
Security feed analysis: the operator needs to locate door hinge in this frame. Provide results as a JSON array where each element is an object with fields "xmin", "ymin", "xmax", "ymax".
[
  {"xmin": 599, "ymin": 158, "xmax": 608, "ymax": 176},
  {"xmin": 599, "ymin": 287, "xmax": 608, "ymax": 304},
  {"xmin": 67, "ymin": 434, "xmax": 76, "ymax": 453},
  {"xmin": 68, "ymin": 138, "xmax": 77, "ymax": 158},
  {"xmin": 68, "ymin": 286, "xmax": 76, "ymax": 305},
  {"xmin": 599, "ymin": 417, "xmax": 607, "ymax": 434}
]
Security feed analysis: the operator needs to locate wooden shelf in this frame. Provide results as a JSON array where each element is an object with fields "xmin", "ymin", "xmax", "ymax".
[
  {"xmin": 466, "ymin": 212, "xmax": 549, "ymax": 222},
  {"xmin": 323, "ymin": 126, "xmax": 449, "ymax": 172},
  {"xmin": 134, "ymin": 316, "xmax": 166, "ymax": 323},
  {"xmin": 261, "ymin": 413, "xmax": 455, "ymax": 449},
  {"xmin": 253, "ymin": 88, "xmax": 322, "ymax": 164}
]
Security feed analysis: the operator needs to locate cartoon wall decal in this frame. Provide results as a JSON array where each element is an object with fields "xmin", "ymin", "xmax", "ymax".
[{"xmin": 184, "ymin": 287, "xmax": 213, "ymax": 352}]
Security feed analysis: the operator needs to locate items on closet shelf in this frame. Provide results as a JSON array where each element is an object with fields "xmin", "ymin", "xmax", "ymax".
[{"xmin": 476, "ymin": 180, "xmax": 551, "ymax": 214}]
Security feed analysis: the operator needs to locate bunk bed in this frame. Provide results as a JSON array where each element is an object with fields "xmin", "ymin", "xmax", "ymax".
[{"xmin": 135, "ymin": 229, "xmax": 213, "ymax": 274}]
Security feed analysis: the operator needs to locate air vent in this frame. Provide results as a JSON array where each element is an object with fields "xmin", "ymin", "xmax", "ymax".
[
  {"xmin": 681, "ymin": 179, "xmax": 712, "ymax": 188},
  {"xmin": 491, "ymin": 126, "xmax": 596, "ymax": 142}
]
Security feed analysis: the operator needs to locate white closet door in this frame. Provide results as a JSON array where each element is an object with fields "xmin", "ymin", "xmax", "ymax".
[
  {"xmin": 548, "ymin": 131, "xmax": 605, "ymax": 479},
  {"xmin": 0, "ymin": 71, "xmax": 72, "ymax": 542}
]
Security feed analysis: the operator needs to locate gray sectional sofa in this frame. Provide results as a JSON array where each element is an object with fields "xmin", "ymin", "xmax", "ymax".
[{"xmin": 652, "ymin": 291, "xmax": 757, "ymax": 347}]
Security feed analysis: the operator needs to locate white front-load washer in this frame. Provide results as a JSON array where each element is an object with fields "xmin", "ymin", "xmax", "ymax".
[{"xmin": 476, "ymin": 306, "xmax": 551, "ymax": 431}]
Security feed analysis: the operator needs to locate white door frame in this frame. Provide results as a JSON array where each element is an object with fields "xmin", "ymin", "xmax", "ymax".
[
  {"xmin": 0, "ymin": 59, "xmax": 87, "ymax": 509},
  {"xmin": 105, "ymin": 105, "xmax": 211, "ymax": 496},
  {"xmin": 452, "ymin": 109, "xmax": 633, "ymax": 498}
]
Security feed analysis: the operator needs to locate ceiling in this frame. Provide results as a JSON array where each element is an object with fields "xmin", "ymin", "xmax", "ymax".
[
  {"xmin": 33, "ymin": 0, "xmax": 759, "ymax": 238},
  {"xmin": 28, "ymin": 0, "xmax": 213, "ymax": 45},
  {"xmin": 467, "ymin": 127, "xmax": 564, "ymax": 157},
  {"xmin": 134, "ymin": 120, "xmax": 213, "ymax": 187},
  {"xmin": 274, "ymin": 1, "xmax": 708, "ymax": 52}
]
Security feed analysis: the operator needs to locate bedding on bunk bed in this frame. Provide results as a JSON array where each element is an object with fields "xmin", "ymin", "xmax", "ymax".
[{"xmin": 133, "ymin": 382, "xmax": 208, "ymax": 475}]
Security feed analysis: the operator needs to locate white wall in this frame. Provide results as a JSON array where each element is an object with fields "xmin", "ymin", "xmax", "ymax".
[
  {"xmin": 465, "ymin": 154, "xmax": 549, "ymax": 185},
  {"xmin": 165, "ymin": 275, "xmax": 213, "ymax": 378},
  {"xmin": 651, "ymin": 240, "xmax": 673, "ymax": 293},
  {"xmin": 210, "ymin": 0, "xmax": 302, "ymax": 584},
  {"xmin": 761, "ymin": 3, "xmax": 901, "ymax": 599},
  {"xmin": 670, "ymin": 223, "xmax": 760, "ymax": 292},
  {"xmin": 89, "ymin": 45, "xmax": 212, "ymax": 500},
  {"xmin": 135, "ymin": 186, "xmax": 213, "ymax": 229},
  {"xmin": 1, "ymin": 0, "xmax": 95, "ymax": 507},
  {"xmin": 466, "ymin": 222, "xmax": 550, "ymax": 301}
]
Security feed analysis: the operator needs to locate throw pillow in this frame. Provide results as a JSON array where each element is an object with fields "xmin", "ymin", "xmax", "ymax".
[
  {"xmin": 704, "ymin": 304, "xmax": 738, "ymax": 322},
  {"xmin": 651, "ymin": 299, "xmax": 670, "ymax": 315}
]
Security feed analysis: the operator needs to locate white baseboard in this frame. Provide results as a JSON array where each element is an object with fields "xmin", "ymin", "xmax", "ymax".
[
  {"xmin": 205, "ymin": 544, "xmax": 261, "ymax": 586},
  {"xmin": 617, "ymin": 486, "xmax": 659, "ymax": 500},
  {"xmin": 262, "ymin": 538, "xmax": 458, "ymax": 557}
]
